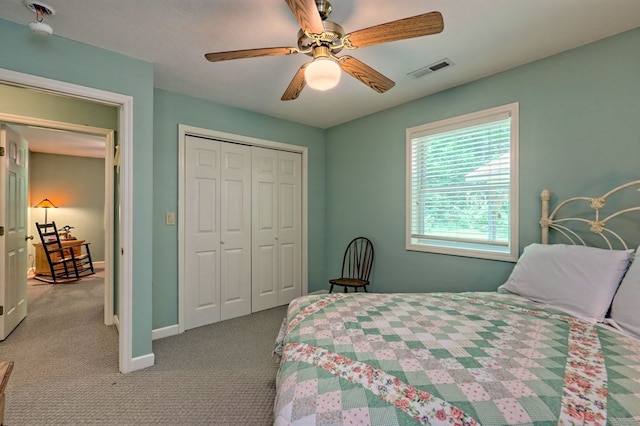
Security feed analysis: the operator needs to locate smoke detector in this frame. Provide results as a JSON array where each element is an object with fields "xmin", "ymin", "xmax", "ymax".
[{"xmin": 24, "ymin": 0, "xmax": 55, "ymax": 36}]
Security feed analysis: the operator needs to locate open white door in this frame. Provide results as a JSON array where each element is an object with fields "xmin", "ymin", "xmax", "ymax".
[{"xmin": 0, "ymin": 124, "xmax": 28, "ymax": 340}]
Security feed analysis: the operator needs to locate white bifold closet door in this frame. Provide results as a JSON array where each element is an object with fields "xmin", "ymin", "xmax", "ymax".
[
  {"xmin": 184, "ymin": 136, "xmax": 301, "ymax": 329},
  {"xmin": 251, "ymin": 147, "xmax": 302, "ymax": 312},
  {"xmin": 184, "ymin": 136, "xmax": 252, "ymax": 329}
]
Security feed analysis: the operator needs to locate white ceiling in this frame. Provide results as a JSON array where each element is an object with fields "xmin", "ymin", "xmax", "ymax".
[
  {"xmin": 11, "ymin": 124, "xmax": 105, "ymax": 158},
  {"xmin": 1, "ymin": 0, "xmax": 640, "ymax": 152}
]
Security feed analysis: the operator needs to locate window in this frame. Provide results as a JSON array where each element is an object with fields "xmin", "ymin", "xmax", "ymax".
[{"xmin": 406, "ymin": 103, "xmax": 519, "ymax": 261}]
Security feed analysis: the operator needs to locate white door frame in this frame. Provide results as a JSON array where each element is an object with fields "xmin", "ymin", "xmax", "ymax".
[
  {"xmin": 0, "ymin": 68, "xmax": 135, "ymax": 373},
  {"xmin": 178, "ymin": 124, "xmax": 308, "ymax": 334}
]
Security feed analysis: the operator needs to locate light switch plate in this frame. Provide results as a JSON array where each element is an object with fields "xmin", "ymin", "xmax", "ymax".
[{"xmin": 165, "ymin": 212, "xmax": 176, "ymax": 226}]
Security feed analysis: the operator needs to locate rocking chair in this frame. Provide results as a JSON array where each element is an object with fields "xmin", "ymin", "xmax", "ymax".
[{"xmin": 35, "ymin": 221, "xmax": 95, "ymax": 284}]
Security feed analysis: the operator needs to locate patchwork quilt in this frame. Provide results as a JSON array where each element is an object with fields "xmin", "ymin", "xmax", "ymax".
[{"xmin": 273, "ymin": 292, "xmax": 640, "ymax": 425}]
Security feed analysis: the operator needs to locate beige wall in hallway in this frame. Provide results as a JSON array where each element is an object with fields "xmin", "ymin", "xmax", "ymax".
[{"xmin": 29, "ymin": 152, "xmax": 106, "ymax": 266}]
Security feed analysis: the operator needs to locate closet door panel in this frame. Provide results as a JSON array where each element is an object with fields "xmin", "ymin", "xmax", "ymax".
[
  {"xmin": 257, "ymin": 244, "xmax": 276, "ymax": 292},
  {"xmin": 185, "ymin": 136, "xmax": 304, "ymax": 325},
  {"xmin": 277, "ymin": 151, "xmax": 302, "ymax": 305},
  {"xmin": 220, "ymin": 247, "xmax": 244, "ymax": 309},
  {"xmin": 185, "ymin": 136, "xmax": 221, "ymax": 329},
  {"xmin": 220, "ymin": 143, "xmax": 252, "ymax": 321},
  {"xmin": 252, "ymin": 147, "xmax": 279, "ymax": 312},
  {"xmin": 279, "ymin": 242, "xmax": 296, "ymax": 291},
  {"xmin": 195, "ymin": 251, "xmax": 218, "ymax": 306}
]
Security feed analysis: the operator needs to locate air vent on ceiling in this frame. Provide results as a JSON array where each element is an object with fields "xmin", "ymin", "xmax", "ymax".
[{"xmin": 407, "ymin": 58, "xmax": 454, "ymax": 79}]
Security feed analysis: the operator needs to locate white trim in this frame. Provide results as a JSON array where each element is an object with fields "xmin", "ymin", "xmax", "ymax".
[
  {"xmin": 103, "ymin": 131, "xmax": 115, "ymax": 326},
  {"xmin": 118, "ymin": 95, "xmax": 135, "ymax": 373},
  {"xmin": 130, "ymin": 353, "xmax": 155, "ymax": 372},
  {"xmin": 152, "ymin": 324, "xmax": 180, "ymax": 340},
  {"xmin": 177, "ymin": 124, "xmax": 308, "ymax": 334},
  {"xmin": 0, "ymin": 67, "xmax": 136, "ymax": 373},
  {"xmin": 405, "ymin": 102, "xmax": 519, "ymax": 262}
]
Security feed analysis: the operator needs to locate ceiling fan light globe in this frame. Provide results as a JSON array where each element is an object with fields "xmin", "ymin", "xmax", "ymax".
[{"xmin": 304, "ymin": 58, "xmax": 341, "ymax": 91}]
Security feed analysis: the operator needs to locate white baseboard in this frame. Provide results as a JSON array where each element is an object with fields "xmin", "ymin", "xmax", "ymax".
[
  {"xmin": 152, "ymin": 324, "xmax": 180, "ymax": 340},
  {"xmin": 130, "ymin": 352, "xmax": 155, "ymax": 371},
  {"xmin": 149, "ymin": 291, "xmax": 329, "ymax": 342}
]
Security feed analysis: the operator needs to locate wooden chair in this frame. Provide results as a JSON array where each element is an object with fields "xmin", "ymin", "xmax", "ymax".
[
  {"xmin": 329, "ymin": 237, "xmax": 374, "ymax": 293},
  {"xmin": 34, "ymin": 222, "xmax": 95, "ymax": 284}
]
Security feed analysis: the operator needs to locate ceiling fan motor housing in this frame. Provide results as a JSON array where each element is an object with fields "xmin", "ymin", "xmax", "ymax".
[{"xmin": 297, "ymin": 21, "xmax": 345, "ymax": 56}]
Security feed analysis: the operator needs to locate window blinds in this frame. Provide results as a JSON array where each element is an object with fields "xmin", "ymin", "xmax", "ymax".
[{"xmin": 410, "ymin": 117, "xmax": 511, "ymax": 245}]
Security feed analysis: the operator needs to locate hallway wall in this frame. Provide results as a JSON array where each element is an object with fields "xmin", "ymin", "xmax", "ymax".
[{"xmin": 29, "ymin": 152, "xmax": 106, "ymax": 264}]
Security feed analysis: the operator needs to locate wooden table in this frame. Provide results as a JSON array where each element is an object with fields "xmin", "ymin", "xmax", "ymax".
[{"xmin": 33, "ymin": 239, "xmax": 85, "ymax": 275}]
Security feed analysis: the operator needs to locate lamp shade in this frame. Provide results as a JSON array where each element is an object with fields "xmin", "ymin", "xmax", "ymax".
[
  {"xmin": 33, "ymin": 198, "xmax": 57, "ymax": 209},
  {"xmin": 304, "ymin": 58, "xmax": 341, "ymax": 91}
]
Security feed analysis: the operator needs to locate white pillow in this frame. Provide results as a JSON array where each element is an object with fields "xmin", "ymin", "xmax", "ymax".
[
  {"xmin": 498, "ymin": 243, "xmax": 633, "ymax": 322},
  {"xmin": 610, "ymin": 247, "xmax": 640, "ymax": 338}
]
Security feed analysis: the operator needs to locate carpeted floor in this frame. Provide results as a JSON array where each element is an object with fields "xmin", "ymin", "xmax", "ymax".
[{"xmin": 0, "ymin": 269, "xmax": 288, "ymax": 425}]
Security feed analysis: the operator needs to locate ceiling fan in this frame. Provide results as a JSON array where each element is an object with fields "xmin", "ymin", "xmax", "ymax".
[{"xmin": 205, "ymin": 0, "xmax": 444, "ymax": 101}]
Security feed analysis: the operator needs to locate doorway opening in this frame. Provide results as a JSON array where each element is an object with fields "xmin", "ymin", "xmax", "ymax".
[
  {"xmin": 0, "ymin": 68, "xmax": 136, "ymax": 373},
  {"xmin": 9, "ymin": 122, "xmax": 115, "ymax": 326}
]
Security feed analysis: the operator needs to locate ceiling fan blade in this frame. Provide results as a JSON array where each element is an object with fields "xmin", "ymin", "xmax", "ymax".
[
  {"xmin": 205, "ymin": 47, "xmax": 296, "ymax": 62},
  {"xmin": 281, "ymin": 63, "xmax": 308, "ymax": 101},
  {"xmin": 284, "ymin": 0, "xmax": 325, "ymax": 34},
  {"xmin": 338, "ymin": 56, "xmax": 395, "ymax": 94},
  {"xmin": 347, "ymin": 11, "xmax": 444, "ymax": 49}
]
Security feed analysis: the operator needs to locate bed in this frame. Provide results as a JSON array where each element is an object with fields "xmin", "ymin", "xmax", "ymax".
[{"xmin": 273, "ymin": 181, "xmax": 640, "ymax": 425}]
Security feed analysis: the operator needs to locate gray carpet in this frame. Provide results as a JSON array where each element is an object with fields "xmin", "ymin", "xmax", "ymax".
[{"xmin": 0, "ymin": 269, "xmax": 288, "ymax": 425}]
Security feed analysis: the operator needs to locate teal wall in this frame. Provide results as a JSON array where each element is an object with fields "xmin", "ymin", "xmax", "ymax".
[
  {"xmin": 0, "ymin": 18, "xmax": 154, "ymax": 358},
  {"xmin": 325, "ymin": 28, "xmax": 640, "ymax": 294},
  {"xmin": 3, "ymin": 13, "xmax": 639, "ymax": 362},
  {"xmin": 152, "ymin": 89, "xmax": 326, "ymax": 329}
]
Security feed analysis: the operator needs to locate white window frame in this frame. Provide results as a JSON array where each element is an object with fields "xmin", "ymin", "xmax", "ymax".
[{"xmin": 405, "ymin": 102, "xmax": 519, "ymax": 262}]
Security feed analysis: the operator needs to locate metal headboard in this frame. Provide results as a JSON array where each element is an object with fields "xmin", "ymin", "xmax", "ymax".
[{"xmin": 541, "ymin": 180, "xmax": 640, "ymax": 249}]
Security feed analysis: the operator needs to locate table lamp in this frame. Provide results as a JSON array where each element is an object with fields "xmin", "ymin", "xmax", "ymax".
[{"xmin": 33, "ymin": 198, "xmax": 57, "ymax": 223}]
